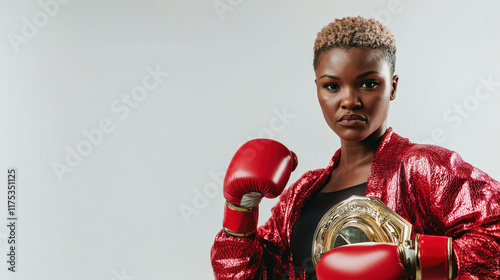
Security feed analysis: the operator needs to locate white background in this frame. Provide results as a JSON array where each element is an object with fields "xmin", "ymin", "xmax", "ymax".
[{"xmin": 1, "ymin": 0, "xmax": 499, "ymax": 279}]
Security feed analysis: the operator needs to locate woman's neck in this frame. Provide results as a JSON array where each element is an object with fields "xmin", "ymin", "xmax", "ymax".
[{"xmin": 338, "ymin": 127, "xmax": 386, "ymax": 168}]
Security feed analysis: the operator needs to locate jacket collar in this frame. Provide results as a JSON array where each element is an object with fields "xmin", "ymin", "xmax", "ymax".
[{"xmin": 319, "ymin": 128, "xmax": 411, "ymax": 199}]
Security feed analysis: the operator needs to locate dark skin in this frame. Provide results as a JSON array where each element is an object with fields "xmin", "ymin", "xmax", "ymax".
[
  {"xmin": 314, "ymin": 46, "xmax": 459, "ymax": 277},
  {"xmin": 314, "ymin": 47, "xmax": 399, "ymax": 193}
]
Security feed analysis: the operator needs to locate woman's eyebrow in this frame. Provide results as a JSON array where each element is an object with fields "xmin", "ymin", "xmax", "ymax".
[
  {"xmin": 356, "ymin": 71, "xmax": 380, "ymax": 79},
  {"xmin": 319, "ymin": 71, "xmax": 381, "ymax": 80},
  {"xmin": 318, "ymin": 74, "xmax": 340, "ymax": 80}
]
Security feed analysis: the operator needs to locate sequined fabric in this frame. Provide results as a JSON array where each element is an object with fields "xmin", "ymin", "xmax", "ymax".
[{"xmin": 210, "ymin": 128, "xmax": 500, "ymax": 279}]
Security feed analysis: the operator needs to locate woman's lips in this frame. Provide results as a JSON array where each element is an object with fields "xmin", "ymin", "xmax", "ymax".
[{"xmin": 338, "ymin": 114, "xmax": 366, "ymax": 126}]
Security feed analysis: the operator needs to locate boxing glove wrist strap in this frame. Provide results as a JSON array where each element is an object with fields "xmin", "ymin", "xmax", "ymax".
[
  {"xmin": 222, "ymin": 202, "xmax": 258, "ymax": 237},
  {"xmin": 415, "ymin": 234, "xmax": 453, "ymax": 280}
]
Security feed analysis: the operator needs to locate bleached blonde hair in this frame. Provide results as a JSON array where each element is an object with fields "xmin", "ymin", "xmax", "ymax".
[{"xmin": 313, "ymin": 16, "xmax": 397, "ymax": 74}]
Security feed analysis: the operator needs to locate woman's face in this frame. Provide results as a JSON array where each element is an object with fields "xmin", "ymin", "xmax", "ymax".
[{"xmin": 315, "ymin": 47, "xmax": 398, "ymax": 143}]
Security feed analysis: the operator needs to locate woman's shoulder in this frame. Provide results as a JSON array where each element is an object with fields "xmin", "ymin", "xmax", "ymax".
[
  {"xmin": 290, "ymin": 168, "xmax": 326, "ymax": 189},
  {"xmin": 397, "ymin": 140, "xmax": 476, "ymax": 179},
  {"xmin": 405, "ymin": 143, "xmax": 456, "ymax": 159},
  {"xmin": 282, "ymin": 168, "xmax": 328, "ymax": 197},
  {"xmin": 387, "ymin": 129, "xmax": 457, "ymax": 163}
]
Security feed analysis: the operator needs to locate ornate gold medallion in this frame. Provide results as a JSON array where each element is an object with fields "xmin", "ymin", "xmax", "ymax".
[{"xmin": 312, "ymin": 195, "xmax": 413, "ymax": 267}]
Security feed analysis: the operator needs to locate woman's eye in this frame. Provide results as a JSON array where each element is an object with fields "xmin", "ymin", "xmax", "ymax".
[
  {"xmin": 323, "ymin": 83, "xmax": 340, "ymax": 91},
  {"xmin": 360, "ymin": 80, "xmax": 379, "ymax": 89}
]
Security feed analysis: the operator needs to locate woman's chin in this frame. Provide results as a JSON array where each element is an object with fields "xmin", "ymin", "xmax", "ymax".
[
  {"xmin": 334, "ymin": 130, "xmax": 369, "ymax": 143},
  {"xmin": 332, "ymin": 126, "xmax": 386, "ymax": 144}
]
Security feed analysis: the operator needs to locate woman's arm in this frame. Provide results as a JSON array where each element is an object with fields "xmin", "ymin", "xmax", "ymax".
[
  {"xmin": 405, "ymin": 146, "xmax": 500, "ymax": 279},
  {"xmin": 210, "ymin": 179, "xmax": 304, "ymax": 280},
  {"xmin": 210, "ymin": 139, "xmax": 301, "ymax": 279}
]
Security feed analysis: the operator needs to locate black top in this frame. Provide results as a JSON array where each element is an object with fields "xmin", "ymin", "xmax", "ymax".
[{"xmin": 291, "ymin": 182, "xmax": 366, "ymax": 278}]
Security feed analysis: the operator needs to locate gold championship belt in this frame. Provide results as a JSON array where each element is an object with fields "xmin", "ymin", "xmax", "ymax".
[{"xmin": 312, "ymin": 195, "xmax": 414, "ymax": 269}]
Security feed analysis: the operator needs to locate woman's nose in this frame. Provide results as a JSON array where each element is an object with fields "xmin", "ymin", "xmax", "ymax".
[{"xmin": 340, "ymin": 88, "xmax": 361, "ymax": 109}]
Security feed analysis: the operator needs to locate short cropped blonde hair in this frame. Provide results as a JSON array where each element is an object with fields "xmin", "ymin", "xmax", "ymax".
[{"xmin": 313, "ymin": 16, "xmax": 397, "ymax": 74}]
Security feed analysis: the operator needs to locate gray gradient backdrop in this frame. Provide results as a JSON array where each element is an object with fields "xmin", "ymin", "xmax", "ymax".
[{"xmin": 1, "ymin": 0, "xmax": 499, "ymax": 279}]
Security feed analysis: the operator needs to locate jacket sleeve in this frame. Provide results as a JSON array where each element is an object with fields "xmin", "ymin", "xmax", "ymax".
[
  {"xmin": 404, "ymin": 145, "xmax": 500, "ymax": 279},
  {"xmin": 210, "ymin": 172, "xmax": 312, "ymax": 280}
]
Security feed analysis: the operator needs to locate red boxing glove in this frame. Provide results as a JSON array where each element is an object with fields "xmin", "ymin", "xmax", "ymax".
[
  {"xmin": 316, "ymin": 235, "xmax": 454, "ymax": 280},
  {"xmin": 316, "ymin": 243, "xmax": 408, "ymax": 280},
  {"xmin": 222, "ymin": 139, "xmax": 297, "ymax": 237}
]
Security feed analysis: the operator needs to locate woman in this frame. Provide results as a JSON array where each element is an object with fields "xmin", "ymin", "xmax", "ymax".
[{"xmin": 211, "ymin": 16, "xmax": 500, "ymax": 279}]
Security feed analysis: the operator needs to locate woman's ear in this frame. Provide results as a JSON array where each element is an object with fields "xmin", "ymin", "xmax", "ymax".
[{"xmin": 390, "ymin": 75, "xmax": 399, "ymax": 100}]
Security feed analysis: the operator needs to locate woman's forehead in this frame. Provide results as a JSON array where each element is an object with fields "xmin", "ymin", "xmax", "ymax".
[{"xmin": 316, "ymin": 47, "xmax": 391, "ymax": 77}]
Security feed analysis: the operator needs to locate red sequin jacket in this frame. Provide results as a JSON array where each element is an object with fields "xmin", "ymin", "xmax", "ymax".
[{"xmin": 210, "ymin": 128, "xmax": 500, "ymax": 279}]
